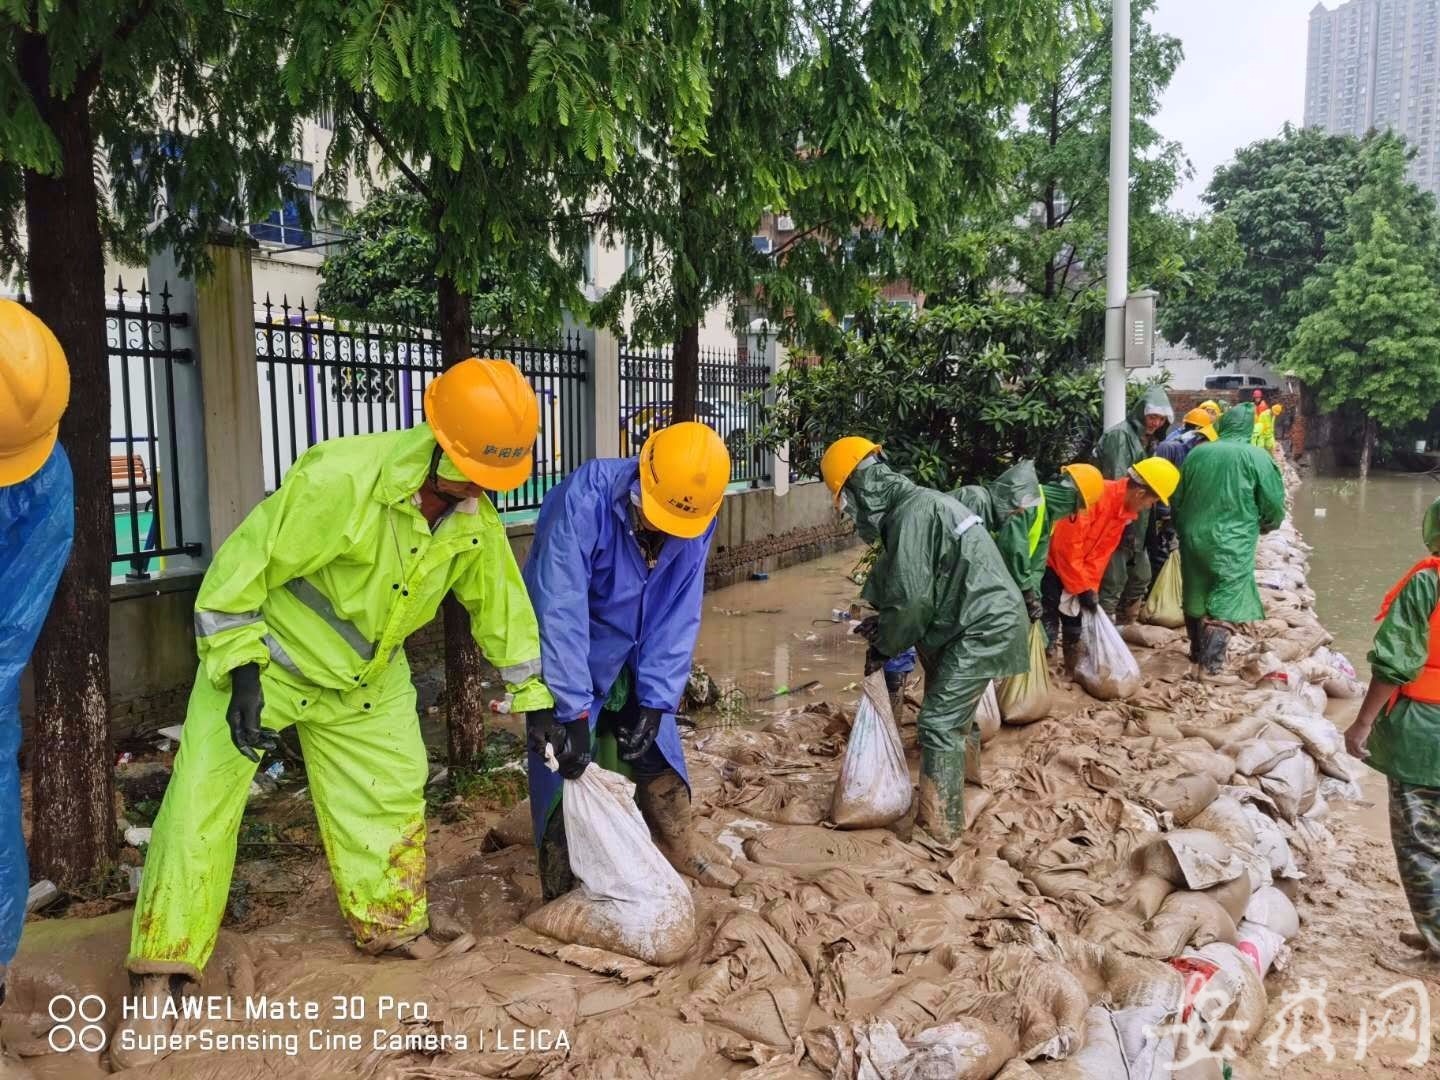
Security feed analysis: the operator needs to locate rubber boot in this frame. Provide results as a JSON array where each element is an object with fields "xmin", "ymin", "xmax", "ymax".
[
  {"xmin": 885, "ymin": 670, "xmax": 907, "ymax": 722},
  {"xmin": 1116, "ymin": 600, "xmax": 1143, "ymax": 627},
  {"xmin": 634, "ymin": 772, "xmax": 740, "ymax": 889},
  {"xmin": 538, "ymin": 810, "xmax": 575, "ymax": 902},
  {"xmin": 1062, "ymin": 640, "xmax": 1080, "ymax": 679},
  {"xmin": 1184, "ymin": 616, "xmax": 1204, "ymax": 665},
  {"xmin": 915, "ymin": 747, "xmax": 967, "ymax": 845},
  {"xmin": 109, "ymin": 974, "xmax": 182, "ymax": 1070},
  {"xmin": 1200, "ymin": 623, "xmax": 1232, "ymax": 676}
]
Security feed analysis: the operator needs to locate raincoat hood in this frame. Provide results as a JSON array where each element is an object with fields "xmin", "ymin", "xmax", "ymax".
[
  {"xmin": 1425, "ymin": 496, "xmax": 1440, "ymax": 555},
  {"xmin": 1129, "ymin": 385, "xmax": 1175, "ymax": 433},
  {"xmin": 1218, "ymin": 403, "xmax": 1255, "ymax": 442},
  {"xmin": 845, "ymin": 459, "xmax": 915, "ymax": 544},
  {"xmin": 989, "ymin": 461, "xmax": 1042, "ymax": 520}
]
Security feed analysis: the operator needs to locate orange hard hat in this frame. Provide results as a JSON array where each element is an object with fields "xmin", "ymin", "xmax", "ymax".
[
  {"xmin": 0, "ymin": 299, "xmax": 69, "ymax": 485},
  {"xmin": 1060, "ymin": 463, "xmax": 1104, "ymax": 511},
  {"xmin": 638, "ymin": 421, "xmax": 731, "ymax": 538},
  {"xmin": 821, "ymin": 436, "xmax": 881, "ymax": 504},
  {"xmin": 424, "ymin": 358, "xmax": 539, "ymax": 491},
  {"xmin": 1183, "ymin": 407, "xmax": 1218, "ymax": 441}
]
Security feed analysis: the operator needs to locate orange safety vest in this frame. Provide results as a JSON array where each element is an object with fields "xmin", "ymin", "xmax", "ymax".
[{"xmin": 1376, "ymin": 556, "xmax": 1440, "ymax": 704}]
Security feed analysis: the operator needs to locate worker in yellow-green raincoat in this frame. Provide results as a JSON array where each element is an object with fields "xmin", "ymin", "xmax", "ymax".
[
  {"xmin": 118, "ymin": 359, "xmax": 554, "ymax": 1067},
  {"xmin": 1346, "ymin": 496, "xmax": 1440, "ymax": 978}
]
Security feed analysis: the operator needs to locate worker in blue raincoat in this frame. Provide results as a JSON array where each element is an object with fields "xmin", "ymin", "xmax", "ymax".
[
  {"xmin": 0, "ymin": 301, "xmax": 72, "ymax": 1003},
  {"xmin": 523, "ymin": 422, "xmax": 739, "ymax": 898}
]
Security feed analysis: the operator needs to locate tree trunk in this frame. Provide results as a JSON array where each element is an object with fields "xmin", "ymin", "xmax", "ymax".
[
  {"xmin": 672, "ymin": 320, "xmax": 700, "ymax": 422},
  {"xmin": 19, "ymin": 37, "xmax": 117, "ymax": 886},
  {"xmin": 434, "ymin": 268, "xmax": 488, "ymax": 766},
  {"xmin": 1359, "ymin": 416, "xmax": 1376, "ymax": 481}
]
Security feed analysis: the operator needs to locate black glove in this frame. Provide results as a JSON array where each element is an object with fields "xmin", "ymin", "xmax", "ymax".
[
  {"xmin": 226, "ymin": 663, "xmax": 278, "ymax": 763},
  {"xmin": 864, "ymin": 645, "xmax": 888, "ymax": 677},
  {"xmin": 853, "ymin": 615, "xmax": 881, "ymax": 643},
  {"xmin": 1077, "ymin": 590, "xmax": 1100, "ymax": 612},
  {"xmin": 1023, "ymin": 590, "xmax": 1044, "ymax": 623},
  {"xmin": 526, "ymin": 708, "xmax": 591, "ymax": 780},
  {"xmin": 617, "ymin": 706, "xmax": 664, "ymax": 762}
]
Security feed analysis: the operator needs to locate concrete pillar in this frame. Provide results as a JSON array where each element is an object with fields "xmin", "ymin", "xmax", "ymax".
[
  {"xmin": 593, "ymin": 327, "xmax": 621, "ymax": 458},
  {"xmin": 750, "ymin": 330, "xmax": 789, "ymax": 497},
  {"xmin": 194, "ymin": 228, "xmax": 266, "ymax": 546}
]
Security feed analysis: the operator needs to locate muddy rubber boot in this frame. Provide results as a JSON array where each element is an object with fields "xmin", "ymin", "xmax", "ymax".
[
  {"xmin": 109, "ymin": 974, "xmax": 183, "ymax": 1070},
  {"xmin": 634, "ymin": 772, "xmax": 740, "ymax": 889},
  {"xmin": 1199, "ymin": 623, "xmax": 1232, "ymax": 676},
  {"xmin": 915, "ymin": 747, "xmax": 967, "ymax": 845},
  {"xmin": 1062, "ymin": 641, "xmax": 1080, "ymax": 679},
  {"xmin": 1184, "ymin": 616, "xmax": 1204, "ymax": 665},
  {"xmin": 1116, "ymin": 600, "xmax": 1143, "ymax": 627},
  {"xmin": 1400, "ymin": 930, "xmax": 1429, "ymax": 950},
  {"xmin": 538, "ymin": 810, "xmax": 576, "ymax": 902}
]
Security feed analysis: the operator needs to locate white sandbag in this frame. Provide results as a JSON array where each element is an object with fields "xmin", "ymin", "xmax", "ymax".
[
  {"xmin": 832, "ymin": 672, "xmax": 913, "ymax": 829},
  {"xmin": 1075, "ymin": 608, "xmax": 1141, "ymax": 701},
  {"xmin": 1257, "ymin": 751, "xmax": 1319, "ymax": 823},
  {"xmin": 1237, "ymin": 801, "xmax": 1302, "ymax": 883},
  {"xmin": 1322, "ymin": 674, "xmax": 1365, "ymax": 699},
  {"xmin": 1256, "ymin": 704, "xmax": 1352, "ymax": 781},
  {"xmin": 1121, "ymin": 623, "xmax": 1181, "ymax": 649},
  {"xmin": 1184, "ymin": 943, "xmax": 1267, "ymax": 1051},
  {"xmin": 999, "ymin": 623, "xmax": 1053, "ymax": 724},
  {"xmin": 1235, "ymin": 920, "xmax": 1287, "ymax": 978},
  {"xmin": 1231, "ymin": 739, "xmax": 1300, "ymax": 777},
  {"xmin": 524, "ymin": 762, "xmax": 695, "ymax": 964},
  {"xmin": 977, "ymin": 681, "xmax": 1002, "ymax": 743},
  {"xmin": 1243, "ymin": 886, "xmax": 1300, "ymax": 940}
]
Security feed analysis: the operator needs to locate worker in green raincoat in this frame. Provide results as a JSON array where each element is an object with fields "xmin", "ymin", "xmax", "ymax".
[
  {"xmin": 822, "ymin": 438, "xmax": 1028, "ymax": 842},
  {"xmin": 1346, "ymin": 496, "xmax": 1440, "ymax": 977},
  {"xmin": 953, "ymin": 460, "xmax": 1084, "ymax": 623},
  {"xmin": 118, "ymin": 359, "xmax": 554, "ymax": 1067},
  {"xmin": 1097, "ymin": 385, "xmax": 1173, "ymax": 620},
  {"xmin": 1170, "ymin": 404, "xmax": 1286, "ymax": 675}
]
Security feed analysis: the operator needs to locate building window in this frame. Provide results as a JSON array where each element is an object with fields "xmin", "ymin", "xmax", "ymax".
[
  {"xmin": 251, "ymin": 162, "xmax": 315, "ymax": 248},
  {"xmin": 624, "ymin": 241, "xmax": 644, "ymax": 279},
  {"xmin": 581, "ymin": 237, "xmax": 595, "ymax": 285}
]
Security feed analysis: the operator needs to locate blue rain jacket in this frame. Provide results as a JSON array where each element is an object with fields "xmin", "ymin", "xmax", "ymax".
[
  {"xmin": 0, "ymin": 446, "xmax": 73, "ymax": 967},
  {"xmin": 522, "ymin": 458, "xmax": 711, "ymax": 843}
]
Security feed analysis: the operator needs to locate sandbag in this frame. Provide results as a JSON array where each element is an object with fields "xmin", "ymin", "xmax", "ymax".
[
  {"xmin": 1130, "ymin": 830, "xmax": 1247, "ymax": 891},
  {"xmin": 1075, "ymin": 608, "xmax": 1142, "ymax": 701},
  {"xmin": 1162, "ymin": 750, "xmax": 1237, "ymax": 787},
  {"xmin": 1237, "ymin": 800, "xmax": 1302, "ymax": 883},
  {"xmin": 1257, "ymin": 751, "xmax": 1319, "ymax": 823},
  {"xmin": 832, "ymin": 672, "xmax": 913, "ymax": 829},
  {"xmin": 1135, "ymin": 773, "xmax": 1219, "ymax": 826},
  {"xmin": 1157, "ymin": 891, "xmax": 1238, "ymax": 947},
  {"xmin": 525, "ymin": 763, "xmax": 696, "ymax": 965},
  {"xmin": 1141, "ymin": 552, "xmax": 1185, "ymax": 629},
  {"xmin": 1121, "ymin": 623, "xmax": 1181, "ymax": 649},
  {"xmin": 1188, "ymin": 796, "xmax": 1268, "ymax": 890},
  {"xmin": 977, "ymin": 681, "xmax": 1002, "ymax": 743},
  {"xmin": 1323, "ymin": 674, "xmax": 1365, "ymax": 699},
  {"xmin": 1231, "ymin": 738, "xmax": 1300, "ymax": 777},
  {"xmin": 1243, "ymin": 885, "xmax": 1300, "ymax": 940},
  {"xmin": 1122, "ymin": 873, "xmax": 1175, "ymax": 921},
  {"xmin": 999, "ymin": 623, "xmax": 1053, "ymax": 724},
  {"xmin": 1031, "ymin": 1006, "xmax": 1127, "ymax": 1080},
  {"xmin": 1192, "ymin": 943, "xmax": 1267, "ymax": 1051},
  {"xmin": 1235, "ymin": 919, "xmax": 1286, "ymax": 977},
  {"xmin": 1258, "ymin": 704, "xmax": 1352, "ymax": 781}
]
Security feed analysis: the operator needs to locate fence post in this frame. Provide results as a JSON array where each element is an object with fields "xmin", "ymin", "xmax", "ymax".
[
  {"xmin": 753, "ymin": 329, "xmax": 789, "ymax": 497},
  {"xmin": 145, "ymin": 248, "xmax": 210, "ymax": 570},
  {"xmin": 194, "ymin": 226, "xmax": 266, "ymax": 546},
  {"xmin": 592, "ymin": 327, "xmax": 621, "ymax": 459}
]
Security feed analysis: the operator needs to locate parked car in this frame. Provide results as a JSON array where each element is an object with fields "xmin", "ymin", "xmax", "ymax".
[{"xmin": 1203, "ymin": 374, "xmax": 1278, "ymax": 393}]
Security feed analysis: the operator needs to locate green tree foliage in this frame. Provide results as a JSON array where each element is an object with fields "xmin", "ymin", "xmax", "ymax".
[
  {"xmin": 1287, "ymin": 149, "xmax": 1440, "ymax": 478},
  {"xmin": 0, "ymin": 0, "xmax": 306, "ymax": 886},
  {"xmin": 1159, "ymin": 125, "xmax": 1413, "ymax": 366},
  {"xmin": 758, "ymin": 294, "xmax": 1102, "ymax": 490}
]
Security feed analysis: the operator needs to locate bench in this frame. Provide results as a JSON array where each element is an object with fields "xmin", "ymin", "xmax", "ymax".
[{"xmin": 111, "ymin": 455, "xmax": 153, "ymax": 507}]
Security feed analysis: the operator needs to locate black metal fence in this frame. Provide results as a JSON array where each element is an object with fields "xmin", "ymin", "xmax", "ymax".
[
  {"xmin": 618, "ymin": 343, "xmax": 771, "ymax": 485},
  {"xmin": 254, "ymin": 297, "xmax": 589, "ymax": 514}
]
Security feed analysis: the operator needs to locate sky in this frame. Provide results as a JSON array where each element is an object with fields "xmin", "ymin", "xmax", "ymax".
[{"xmin": 1151, "ymin": 0, "xmax": 1323, "ymax": 212}]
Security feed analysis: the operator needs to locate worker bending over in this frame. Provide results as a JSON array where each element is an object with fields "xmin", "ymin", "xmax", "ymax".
[
  {"xmin": 823, "ymin": 438, "xmax": 1027, "ymax": 843},
  {"xmin": 120, "ymin": 359, "xmax": 554, "ymax": 1064},
  {"xmin": 523, "ymin": 422, "xmax": 738, "ymax": 897}
]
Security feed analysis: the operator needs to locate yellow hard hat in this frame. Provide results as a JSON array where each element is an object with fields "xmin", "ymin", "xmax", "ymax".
[
  {"xmin": 1199, "ymin": 399, "xmax": 1222, "ymax": 419},
  {"xmin": 0, "ymin": 300, "xmax": 69, "ymax": 485},
  {"xmin": 1060, "ymin": 463, "xmax": 1104, "ymax": 511},
  {"xmin": 1128, "ymin": 456, "xmax": 1181, "ymax": 506},
  {"xmin": 1271, "ymin": 403, "xmax": 1284, "ymax": 415},
  {"xmin": 424, "ymin": 357, "xmax": 539, "ymax": 491},
  {"xmin": 638, "ymin": 421, "xmax": 731, "ymax": 538},
  {"xmin": 1183, "ymin": 407, "xmax": 1218, "ymax": 441},
  {"xmin": 821, "ymin": 436, "xmax": 881, "ymax": 504}
]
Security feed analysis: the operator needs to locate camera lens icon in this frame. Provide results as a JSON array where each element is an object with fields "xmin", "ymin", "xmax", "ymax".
[{"xmin": 47, "ymin": 994, "xmax": 108, "ymax": 1053}]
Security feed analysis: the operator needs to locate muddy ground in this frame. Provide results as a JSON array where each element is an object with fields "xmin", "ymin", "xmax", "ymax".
[{"xmin": 2, "ymin": 480, "xmax": 1432, "ymax": 1078}]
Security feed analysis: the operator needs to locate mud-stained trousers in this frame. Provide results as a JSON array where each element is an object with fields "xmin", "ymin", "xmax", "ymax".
[
  {"xmin": 914, "ymin": 646, "xmax": 991, "ymax": 842},
  {"xmin": 128, "ymin": 660, "xmax": 429, "ymax": 979},
  {"xmin": 1100, "ymin": 516, "xmax": 1153, "ymax": 617},
  {"xmin": 1389, "ymin": 778, "xmax": 1440, "ymax": 952}
]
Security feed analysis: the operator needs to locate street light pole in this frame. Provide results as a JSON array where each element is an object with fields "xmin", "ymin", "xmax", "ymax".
[{"xmin": 1102, "ymin": 0, "xmax": 1130, "ymax": 429}]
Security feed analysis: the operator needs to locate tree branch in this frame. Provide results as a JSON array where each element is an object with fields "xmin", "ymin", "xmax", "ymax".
[
  {"xmin": 348, "ymin": 95, "xmax": 435, "ymax": 204},
  {"xmin": 75, "ymin": 0, "xmax": 158, "ymax": 101}
]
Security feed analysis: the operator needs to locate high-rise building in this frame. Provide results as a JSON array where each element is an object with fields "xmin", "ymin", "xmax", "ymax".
[{"xmin": 1306, "ymin": 0, "xmax": 1440, "ymax": 193}]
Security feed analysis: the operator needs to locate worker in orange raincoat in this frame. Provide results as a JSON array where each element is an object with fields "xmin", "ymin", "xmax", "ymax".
[{"xmin": 1042, "ymin": 459, "xmax": 1178, "ymax": 674}]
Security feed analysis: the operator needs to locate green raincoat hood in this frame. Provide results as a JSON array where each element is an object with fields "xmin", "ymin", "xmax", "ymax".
[
  {"xmin": 1129, "ymin": 385, "xmax": 1175, "ymax": 435},
  {"xmin": 1218, "ymin": 403, "xmax": 1255, "ymax": 442},
  {"xmin": 845, "ymin": 458, "xmax": 914, "ymax": 544},
  {"xmin": 1425, "ymin": 496, "xmax": 1440, "ymax": 555}
]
